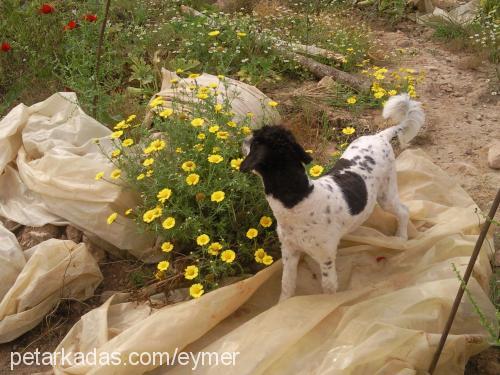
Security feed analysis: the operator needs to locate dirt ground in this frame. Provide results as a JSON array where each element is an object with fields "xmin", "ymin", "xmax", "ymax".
[{"xmin": 0, "ymin": 15, "xmax": 499, "ymax": 375}]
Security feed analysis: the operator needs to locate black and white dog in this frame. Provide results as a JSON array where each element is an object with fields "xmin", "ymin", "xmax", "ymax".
[{"xmin": 240, "ymin": 94, "xmax": 425, "ymax": 301}]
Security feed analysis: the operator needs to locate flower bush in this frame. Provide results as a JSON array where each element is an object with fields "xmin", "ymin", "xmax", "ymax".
[{"xmin": 98, "ymin": 74, "xmax": 281, "ymax": 298}]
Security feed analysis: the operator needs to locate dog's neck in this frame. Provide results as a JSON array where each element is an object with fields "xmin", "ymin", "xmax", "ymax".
[{"xmin": 258, "ymin": 164, "xmax": 314, "ymax": 209}]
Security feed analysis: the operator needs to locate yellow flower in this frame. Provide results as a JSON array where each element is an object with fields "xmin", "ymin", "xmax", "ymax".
[
  {"xmin": 209, "ymin": 125, "xmax": 220, "ymax": 133},
  {"xmin": 110, "ymin": 169, "xmax": 121, "ymax": 179},
  {"xmin": 157, "ymin": 261, "xmax": 169, "ymax": 271},
  {"xmin": 188, "ymin": 73, "xmax": 200, "ymax": 79},
  {"xmin": 111, "ymin": 149, "xmax": 121, "ymax": 158},
  {"xmin": 230, "ymin": 158, "xmax": 242, "ymax": 170},
  {"xmin": 217, "ymin": 74, "xmax": 225, "ymax": 80},
  {"xmin": 197, "ymin": 92, "xmax": 209, "ymax": 100},
  {"xmin": 157, "ymin": 188, "xmax": 172, "ymax": 203},
  {"xmin": 189, "ymin": 283, "xmax": 204, "ymax": 298},
  {"xmin": 176, "ymin": 68, "xmax": 184, "ymax": 74},
  {"xmin": 211, "ymin": 191, "xmax": 225, "ymax": 203},
  {"xmin": 184, "ymin": 265, "xmax": 199, "ymax": 280},
  {"xmin": 241, "ymin": 126, "xmax": 251, "ymax": 135},
  {"xmin": 388, "ymin": 90, "xmax": 397, "ymax": 96},
  {"xmin": 181, "ymin": 160, "xmax": 196, "ymax": 172},
  {"xmin": 170, "ymin": 78, "xmax": 179, "ymax": 84},
  {"xmin": 107, "ymin": 212, "xmax": 118, "ymax": 225},
  {"xmin": 214, "ymin": 104, "xmax": 223, "ymax": 112},
  {"xmin": 246, "ymin": 228, "xmax": 258, "ymax": 239},
  {"xmin": 342, "ymin": 127, "xmax": 356, "ymax": 135},
  {"xmin": 191, "ymin": 118, "xmax": 205, "ymax": 127},
  {"xmin": 149, "ymin": 97, "xmax": 165, "ymax": 108},
  {"xmin": 125, "ymin": 208, "xmax": 133, "ymax": 216},
  {"xmin": 126, "ymin": 114, "xmax": 136, "ymax": 123},
  {"xmin": 208, "ymin": 242, "xmax": 222, "ymax": 255},
  {"xmin": 254, "ymin": 248, "xmax": 266, "ymax": 263},
  {"xmin": 263, "ymin": 255, "xmax": 274, "ymax": 266},
  {"xmin": 143, "ymin": 158, "xmax": 154, "ymax": 167},
  {"xmin": 193, "ymin": 144, "xmax": 204, "ymax": 152},
  {"xmin": 208, "ymin": 30, "xmax": 220, "ymax": 36},
  {"xmin": 212, "ymin": 146, "xmax": 221, "ymax": 153},
  {"xmin": 143, "ymin": 207, "xmax": 162, "ymax": 223},
  {"xmin": 122, "ymin": 138, "xmax": 134, "ymax": 147},
  {"xmin": 346, "ymin": 96, "xmax": 357, "ymax": 105},
  {"xmin": 186, "ymin": 173, "xmax": 200, "ymax": 186},
  {"xmin": 176, "ymin": 147, "xmax": 183, "ymax": 153},
  {"xmin": 237, "ymin": 31, "xmax": 247, "ymax": 37},
  {"xmin": 246, "ymin": 112, "xmax": 254, "ymax": 118},
  {"xmin": 161, "ymin": 241, "xmax": 174, "ymax": 252},
  {"xmin": 220, "ymin": 249, "xmax": 236, "ymax": 263},
  {"xmin": 197, "ymin": 133, "xmax": 206, "ymax": 140},
  {"xmin": 309, "ymin": 165, "xmax": 324, "ymax": 177},
  {"xmin": 136, "ymin": 173, "xmax": 145, "ymax": 180},
  {"xmin": 208, "ymin": 82, "xmax": 218, "ymax": 89},
  {"xmin": 208, "ymin": 154, "xmax": 224, "ymax": 163},
  {"xmin": 95, "ymin": 171, "xmax": 104, "ymax": 180},
  {"xmin": 216, "ymin": 131, "xmax": 229, "ymax": 140},
  {"xmin": 197, "ymin": 234, "xmax": 210, "ymax": 246},
  {"xmin": 110, "ymin": 130, "xmax": 123, "ymax": 139},
  {"xmin": 151, "ymin": 206, "xmax": 163, "ymax": 218},
  {"xmin": 259, "ymin": 216, "xmax": 273, "ymax": 228},
  {"xmin": 114, "ymin": 120, "xmax": 126, "ymax": 130},
  {"xmin": 268, "ymin": 100, "xmax": 279, "ymax": 107},
  {"xmin": 227, "ymin": 121, "xmax": 237, "ymax": 127},
  {"xmin": 159, "ymin": 108, "xmax": 174, "ymax": 118},
  {"xmin": 145, "ymin": 139, "xmax": 166, "ymax": 153},
  {"xmin": 162, "ymin": 217, "xmax": 176, "ymax": 229}
]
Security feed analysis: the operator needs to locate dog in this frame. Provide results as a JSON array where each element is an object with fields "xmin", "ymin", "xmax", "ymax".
[{"xmin": 240, "ymin": 94, "xmax": 425, "ymax": 301}]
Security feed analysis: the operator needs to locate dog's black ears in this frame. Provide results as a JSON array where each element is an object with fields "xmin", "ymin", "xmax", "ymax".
[
  {"xmin": 240, "ymin": 145, "xmax": 266, "ymax": 173},
  {"xmin": 292, "ymin": 142, "xmax": 313, "ymax": 165}
]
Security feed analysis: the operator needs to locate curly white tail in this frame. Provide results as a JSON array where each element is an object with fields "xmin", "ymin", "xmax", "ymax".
[{"xmin": 381, "ymin": 93, "xmax": 425, "ymax": 148}]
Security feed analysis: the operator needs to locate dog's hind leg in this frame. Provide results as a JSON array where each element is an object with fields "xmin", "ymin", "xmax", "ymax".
[{"xmin": 377, "ymin": 168, "xmax": 409, "ymax": 240}]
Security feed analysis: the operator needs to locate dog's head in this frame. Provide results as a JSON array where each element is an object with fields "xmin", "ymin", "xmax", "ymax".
[{"xmin": 240, "ymin": 125, "xmax": 312, "ymax": 174}]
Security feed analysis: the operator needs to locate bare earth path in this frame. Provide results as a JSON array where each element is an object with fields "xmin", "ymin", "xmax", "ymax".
[{"xmin": 374, "ymin": 26, "xmax": 499, "ymax": 212}]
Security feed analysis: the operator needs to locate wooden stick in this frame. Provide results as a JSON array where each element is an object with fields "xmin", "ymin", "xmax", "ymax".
[
  {"xmin": 92, "ymin": 0, "xmax": 112, "ymax": 118},
  {"xmin": 428, "ymin": 188, "xmax": 500, "ymax": 374}
]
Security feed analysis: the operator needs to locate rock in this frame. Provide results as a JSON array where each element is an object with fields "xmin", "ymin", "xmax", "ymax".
[
  {"xmin": 65, "ymin": 225, "xmax": 83, "ymax": 243},
  {"xmin": 150, "ymin": 292, "xmax": 168, "ymax": 305},
  {"xmin": 487, "ymin": 142, "xmax": 500, "ymax": 169},
  {"xmin": 0, "ymin": 218, "xmax": 22, "ymax": 232},
  {"xmin": 397, "ymin": 40, "xmax": 411, "ymax": 48},
  {"xmin": 82, "ymin": 234, "xmax": 108, "ymax": 262},
  {"xmin": 17, "ymin": 224, "xmax": 62, "ymax": 249},
  {"xmin": 167, "ymin": 288, "xmax": 190, "ymax": 304}
]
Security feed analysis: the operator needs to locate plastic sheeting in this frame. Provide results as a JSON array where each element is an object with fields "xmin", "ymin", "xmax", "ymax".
[
  {"xmin": 0, "ymin": 230, "xmax": 102, "ymax": 343},
  {"xmin": 53, "ymin": 149, "xmax": 495, "ymax": 375}
]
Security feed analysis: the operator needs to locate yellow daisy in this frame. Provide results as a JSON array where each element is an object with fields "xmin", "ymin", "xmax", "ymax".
[
  {"xmin": 95, "ymin": 171, "xmax": 104, "ymax": 180},
  {"xmin": 111, "ymin": 149, "xmax": 121, "ymax": 158},
  {"xmin": 254, "ymin": 248, "xmax": 266, "ymax": 263},
  {"xmin": 259, "ymin": 216, "xmax": 273, "ymax": 228},
  {"xmin": 161, "ymin": 241, "xmax": 174, "ymax": 252},
  {"xmin": 189, "ymin": 283, "xmax": 204, "ymax": 298},
  {"xmin": 191, "ymin": 118, "xmax": 205, "ymax": 127},
  {"xmin": 342, "ymin": 127, "xmax": 356, "ymax": 135},
  {"xmin": 209, "ymin": 125, "xmax": 220, "ymax": 133},
  {"xmin": 181, "ymin": 161, "xmax": 196, "ymax": 172},
  {"xmin": 208, "ymin": 30, "xmax": 220, "ymax": 36},
  {"xmin": 143, "ymin": 158, "xmax": 154, "ymax": 167},
  {"xmin": 110, "ymin": 169, "xmax": 121, "ymax": 179},
  {"xmin": 216, "ymin": 131, "xmax": 229, "ymax": 140},
  {"xmin": 268, "ymin": 100, "xmax": 279, "ymax": 107},
  {"xmin": 230, "ymin": 158, "xmax": 242, "ymax": 170},
  {"xmin": 211, "ymin": 191, "xmax": 225, "ymax": 203},
  {"xmin": 184, "ymin": 265, "xmax": 199, "ymax": 280},
  {"xmin": 159, "ymin": 108, "xmax": 174, "ymax": 118},
  {"xmin": 309, "ymin": 165, "xmax": 324, "ymax": 177},
  {"xmin": 186, "ymin": 173, "xmax": 200, "ymax": 186},
  {"xmin": 263, "ymin": 255, "xmax": 274, "ymax": 266},
  {"xmin": 220, "ymin": 249, "xmax": 236, "ymax": 263},
  {"xmin": 208, "ymin": 154, "xmax": 224, "ymax": 163},
  {"xmin": 162, "ymin": 217, "xmax": 175, "ymax": 229},
  {"xmin": 157, "ymin": 188, "xmax": 172, "ymax": 203},
  {"xmin": 157, "ymin": 261, "xmax": 169, "ymax": 271},
  {"xmin": 122, "ymin": 138, "xmax": 134, "ymax": 147},
  {"xmin": 136, "ymin": 173, "xmax": 145, "ymax": 180},
  {"xmin": 197, "ymin": 234, "xmax": 210, "ymax": 246},
  {"xmin": 208, "ymin": 242, "xmax": 222, "ymax": 255},
  {"xmin": 246, "ymin": 228, "xmax": 258, "ymax": 239},
  {"xmin": 110, "ymin": 130, "xmax": 123, "ymax": 139},
  {"xmin": 346, "ymin": 96, "xmax": 357, "ymax": 105}
]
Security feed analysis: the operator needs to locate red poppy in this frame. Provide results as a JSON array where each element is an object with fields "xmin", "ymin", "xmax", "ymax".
[
  {"xmin": 39, "ymin": 3, "xmax": 55, "ymax": 14},
  {"xmin": 63, "ymin": 20, "xmax": 77, "ymax": 31},
  {"xmin": 1, "ymin": 42, "xmax": 11, "ymax": 52},
  {"xmin": 83, "ymin": 14, "xmax": 98, "ymax": 22}
]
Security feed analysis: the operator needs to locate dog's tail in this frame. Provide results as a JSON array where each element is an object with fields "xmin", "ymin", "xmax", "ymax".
[{"xmin": 380, "ymin": 93, "xmax": 425, "ymax": 148}]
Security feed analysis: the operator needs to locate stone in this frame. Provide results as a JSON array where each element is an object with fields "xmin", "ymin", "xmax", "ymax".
[
  {"xmin": 487, "ymin": 142, "xmax": 500, "ymax": 169},
  {"xmin": 65, "ymin": 225, "xmax": 83, "ymax": 243},
  {"xmin": 82, "ymin": 234, "xmax": 107, "ymax": 262},
  {"xmin": 17, "ymin": 224, "xmax": 62, "ymax": 249}
]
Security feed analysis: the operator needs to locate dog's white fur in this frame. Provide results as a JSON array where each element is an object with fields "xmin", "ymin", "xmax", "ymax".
[{"xmin": 268, "ymin": 94, "xmax": 425, "ymax": 301}]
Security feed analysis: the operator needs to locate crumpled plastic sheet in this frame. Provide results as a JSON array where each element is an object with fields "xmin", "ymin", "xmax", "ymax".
[
  {"xmin": 52, "ymin": 149, "xmax": 496, "ymax": 375},
  {"xmin": 0, "ymin": 224, "xmax": 102, "ymax": 343}
]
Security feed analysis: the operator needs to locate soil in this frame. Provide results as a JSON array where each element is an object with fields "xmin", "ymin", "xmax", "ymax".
[{"xmin": 1, "ymin": 11, "xmax": 499, "ymax": 375}]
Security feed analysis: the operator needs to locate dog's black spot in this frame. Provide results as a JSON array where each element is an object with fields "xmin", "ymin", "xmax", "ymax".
[
  {"xmin": 327, "ymin": 218, "xmax": 331, "ymax": 224},
  {"xmin": 351, "ymin": 145, "xmax": 358, "ymax": 149},
  {"xmin": 353, "ymin": 155, "xmax": 361, "ymax": 162},
  {"xmin": 326, "ymin": 184, "xmax": 333, "ymax": 192},
  {"xmin": 310, "ymin": 212, "xmax": 314, "ymax": 216},
  {"xmin": 361, "ymin": 148, "xmax": 369, "ymax": 152},
  {"xmin": 328, "ymin": 158, "xmax": 354, "ymax": 174},
  {"xmin": 325, "ymin": 206, "xmax": 331, "ymax": 214},
  {"xmin": 358, "ymin": 160, "xmax": 373, "ymax": 173},
  {"xmin": 365, "ymin": 156, "xmax": 376, "ymax": 165}
]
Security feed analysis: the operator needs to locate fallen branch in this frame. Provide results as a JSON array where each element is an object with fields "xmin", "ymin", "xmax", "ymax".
[{"xmin": 279, "ymin": 49, "xmax": 370, "ymax": 92}]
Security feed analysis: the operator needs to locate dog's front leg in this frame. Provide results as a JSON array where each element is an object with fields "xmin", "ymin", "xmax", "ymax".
[{"xmin": 279, "ymin": 245, "xmax": 300, "ymax": 302}]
